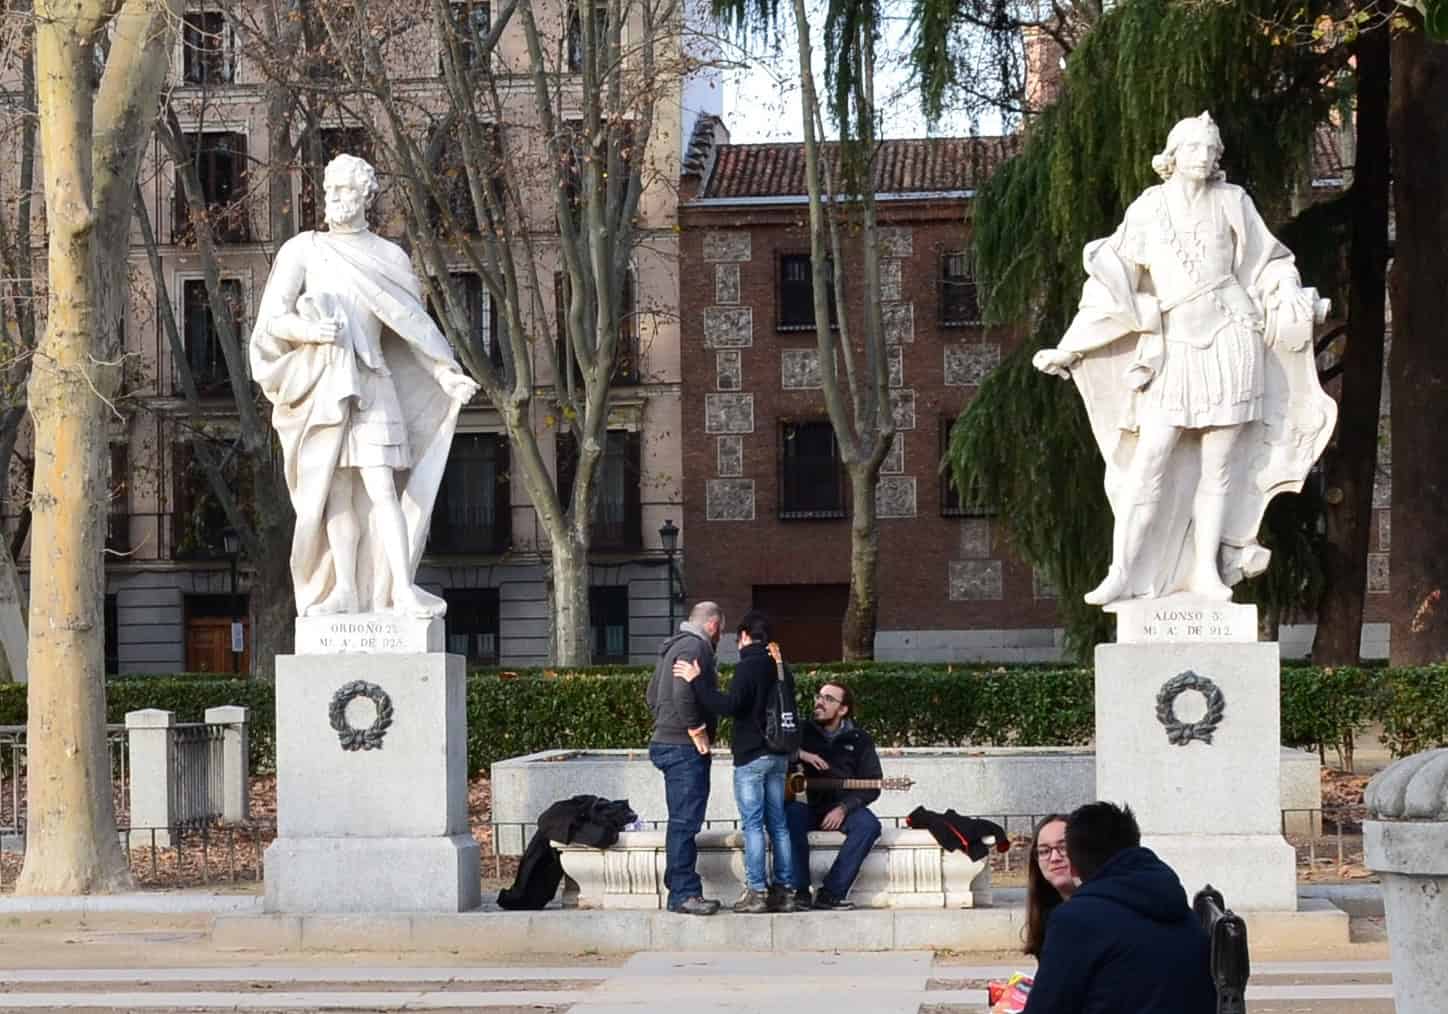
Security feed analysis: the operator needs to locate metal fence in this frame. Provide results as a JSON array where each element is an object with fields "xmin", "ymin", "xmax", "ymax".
[
  {"xmin": 171, "ymin": 722, "xmax": 226, "ymax": 827},
  {"xmin": 0, "ymin": 721, "xmax": 272, "ymax": 891}
]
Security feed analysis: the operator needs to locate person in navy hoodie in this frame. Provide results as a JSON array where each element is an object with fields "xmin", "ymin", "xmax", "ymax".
[{"xmin": 1024, "ymin": 802, "xmax": 1214, "ymax": 1014}]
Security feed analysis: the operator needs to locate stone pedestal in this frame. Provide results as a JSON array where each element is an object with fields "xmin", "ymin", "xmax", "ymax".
[
  {"xmin": 1095, "ymin": 606, "xmax": 1296, "ymax": 911},
  {"xmin": 264, "ymin": 618, "xmax": 479, "ymax": 913},
  {"xmin": 1363, "ymin": 748, "xmax": 1448, "ymax": 1014}
]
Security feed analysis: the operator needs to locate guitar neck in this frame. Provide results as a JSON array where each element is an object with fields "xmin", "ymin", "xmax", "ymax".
[{"xmin": 809, "ymin": 778, "xmax": 885, "ymax": 790}]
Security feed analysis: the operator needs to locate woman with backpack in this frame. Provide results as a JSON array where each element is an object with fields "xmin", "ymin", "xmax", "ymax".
[{"xmin": 674, "ymin": 609, "xmax": 801, "ymax": 913}]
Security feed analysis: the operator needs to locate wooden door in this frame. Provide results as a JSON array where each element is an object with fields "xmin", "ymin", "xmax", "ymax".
[
  {"xmin": 751, "ymin": 584, "xmax": 849, "ymax": 663},
  {"xmin": 185, "ymin": 616, "xmax": 251, "ymax": 674}
]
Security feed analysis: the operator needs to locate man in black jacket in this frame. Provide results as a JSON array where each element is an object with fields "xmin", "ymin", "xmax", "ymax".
[
  {"xmin": 785, "ymin": 681, "xmax": 882, "ymax": 910},
  {"xmin": 646, "ymin": 601, "xmax": 725, "ymax": 916},
  {"xmin": 675, "ymin": 610, "xmax": 799, "ymax": 914},
  {"xmin": 1024, "ymin": 802, "xmax": 1214, "ymax": 1014}
]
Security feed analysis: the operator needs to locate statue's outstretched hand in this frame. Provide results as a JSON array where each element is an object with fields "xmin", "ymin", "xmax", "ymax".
[
  {"xmin": 439, "ymin": 369, "xmax": 481, "ymax": 403},
  {"xmin": 1033, "ymin": 348, "xmax": 1078, "ymax": 379}
]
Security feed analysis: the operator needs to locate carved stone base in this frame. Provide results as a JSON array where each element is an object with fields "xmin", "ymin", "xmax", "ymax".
[
  {"xmin": 295, "ymin": 613, "xmax": 444, "ymax": 655},
  {"xmin": 265, "ymin": 647, "xmax": 476, "ymax": 912},
  {"xmin": 1096, "ymin": 641, "xmax": 1296, "ymax": 910},
  {"xmin": 555, "ymin": 829, "xmax": 990, "ymax": 910}
]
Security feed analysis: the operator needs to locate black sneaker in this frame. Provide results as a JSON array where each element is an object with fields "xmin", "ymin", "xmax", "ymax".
[
  {"xmin": 768, "ymin": 885, "xmax": 800, "ymax": 913},
  {"xmin": 812, "ymin": 890, "xmax": 854, "ymax": 911},
  {"xmin": 672, "ymin": 896, "xmax": 720, "ymax": 916},
  {"xmin": 794, "ymin": 887, "xmax": 814, "ymax": 909},
  {"xmin": 733, "ymin": 888, "xmax": 771, "ymax": 914}
]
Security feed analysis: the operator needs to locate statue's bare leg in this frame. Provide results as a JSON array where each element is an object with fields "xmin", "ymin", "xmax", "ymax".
[
  {"xmin": 1086, "ymin": 422, "xmax": 1180, "ymax": 605},
  {"xmin": 311, "ymin": 474, "xmax": 361, "ymax": 615},
  {"xmin": 358, "ymin": 466, "xmax": 445, "ymax": 617},
  {"xmin": 1189, "ymin": 425, "xmax": 1241, "ymax": 601}
]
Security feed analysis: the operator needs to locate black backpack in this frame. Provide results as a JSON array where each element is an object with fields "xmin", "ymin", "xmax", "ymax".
[{"xmin": 763, "ymin": 654, "xmax": 803, "ymax": 754}]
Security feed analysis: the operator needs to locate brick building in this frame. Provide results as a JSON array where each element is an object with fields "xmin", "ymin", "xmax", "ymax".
[{"xmin": 677, "ymin": 129, "xmax": 1068, "ymax": 661}]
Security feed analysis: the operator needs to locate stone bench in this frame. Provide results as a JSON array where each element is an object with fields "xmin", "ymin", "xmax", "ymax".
[{"xmin": 555, "ymin": 828, "xmax": 991, "ymax": 910}]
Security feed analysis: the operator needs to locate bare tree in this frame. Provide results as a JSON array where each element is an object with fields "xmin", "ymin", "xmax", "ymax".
[
  {"xmin": 308, "ymin": 0, "xmax": 692, "ymax": 663},
  {"xmin": 21, "ymin": 0, "xmax": 182, "ymax": 894}
]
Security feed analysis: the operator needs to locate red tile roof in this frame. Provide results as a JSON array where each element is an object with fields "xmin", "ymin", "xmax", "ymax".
[{"xmin": 699, "ymin": 136, "xmax": 1015, "ymax": 199}]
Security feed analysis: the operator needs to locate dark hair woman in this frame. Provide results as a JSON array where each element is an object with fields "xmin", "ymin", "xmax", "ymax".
[{"xmin": 1023, "ymin": 813, "xmax": 1076, "ymax": 957}]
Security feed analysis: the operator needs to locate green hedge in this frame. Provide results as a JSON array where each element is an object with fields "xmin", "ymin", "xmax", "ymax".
[{"xmin": 0, "ymin": 662, "xmax": 1443, "ymax": 776}]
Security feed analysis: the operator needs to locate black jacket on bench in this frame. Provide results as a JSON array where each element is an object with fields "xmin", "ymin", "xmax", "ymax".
[
  {"xmin": 1023, "ymin": 846, "xmax": 1214, "ymax": 1014},
  {"xmin": 496, "ymin": 795, "xmax": 637, "ymax": 910}
]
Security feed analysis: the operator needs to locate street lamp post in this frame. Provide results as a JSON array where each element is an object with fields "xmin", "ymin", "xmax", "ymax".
[
  {"xmin": 223, "ymin": 527, "xmax": 241, "ymax": 674},
  {"xmin": 659, "ymin": 519, "xmax": 679, "ymax": 633}
]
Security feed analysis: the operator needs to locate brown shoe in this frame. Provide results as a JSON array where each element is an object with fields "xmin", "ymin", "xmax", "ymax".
[{"xmin": 767, "ymin": 884, "xmax": 799, "ymax": 913}]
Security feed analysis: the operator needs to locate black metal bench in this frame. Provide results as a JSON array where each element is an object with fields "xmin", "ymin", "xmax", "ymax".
[{"xmin": 1193, "ymin": 885, "xmax": 1250, "ymax": 1014}]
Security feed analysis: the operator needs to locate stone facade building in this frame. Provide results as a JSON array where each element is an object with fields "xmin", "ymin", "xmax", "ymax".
[
  {"xmin": 676, "ymin": 131, "xmax": 1072, "ymax": 661},
  {"xmin": 3, "ymin": 1, "xmax": 718, "ymax": 672}
]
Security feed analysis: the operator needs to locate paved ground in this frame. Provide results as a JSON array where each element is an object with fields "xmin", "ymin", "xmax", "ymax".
[{"xmin": 0, "ymin": 930, "xmax": 1399, "ymax": 1012}]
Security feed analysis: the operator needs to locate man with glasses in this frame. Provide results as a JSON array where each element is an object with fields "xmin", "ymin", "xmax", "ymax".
[{"xmin": 784, "ymin": 681, "xmax": 882, "ymax": 910}]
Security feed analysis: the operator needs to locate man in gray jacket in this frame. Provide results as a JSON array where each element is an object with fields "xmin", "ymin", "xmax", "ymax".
[{"xmin": 646, "ymin": 601, "xmax": 725, "ymax": 915}]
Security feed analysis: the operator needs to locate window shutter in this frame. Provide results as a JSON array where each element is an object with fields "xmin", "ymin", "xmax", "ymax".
[
  {"xmin": 556, "ymin": 428, "xmax": 578, "ymax": 514},
  {"xmin": 494, "ymin": 435, "xmax": 512, "ymax": 552},
  {"xmin": 623, "ymin": 430, "xmax": 642, "ymax": 548}
]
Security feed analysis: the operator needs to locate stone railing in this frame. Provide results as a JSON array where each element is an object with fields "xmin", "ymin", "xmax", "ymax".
[
  {"xmin": 125, "ymin": 706, "xmax": 249, "ymax": 848},
  {"xmin": 556, "ymin": 828, "xmax": 990, "ymax": 910}
]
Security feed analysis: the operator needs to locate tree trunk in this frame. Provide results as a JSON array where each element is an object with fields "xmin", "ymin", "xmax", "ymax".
[
  {"xmin": 1311, "ymin": 17, "xmax": 1390, "ymax": 665},
  {"xmin": 249, "ymin": 469, "xmax": 295, "ymax": 678},
  {"xmin": 549, "ymin": 537, "xmax": 592, "ymax": 666},
  {"xmin": 18, "ymin": 9, "xmax": 131, "ymax": 894},
  {"xmin": 842, "ymin": 463, "xmax": 882, "ymax": 660},
  {"xmin": 1387, "ymin": 22, "xmax": 1448, "ymax": 664}
]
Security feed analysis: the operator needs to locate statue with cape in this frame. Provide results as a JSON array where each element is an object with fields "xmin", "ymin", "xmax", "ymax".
[
  {"xmin": 249, "ymin": 155, "xmax": 480, "ymax": 617},
  {"xmin": 1033, "ymin": 113, "xmax": 1335, "ymax": 608}
]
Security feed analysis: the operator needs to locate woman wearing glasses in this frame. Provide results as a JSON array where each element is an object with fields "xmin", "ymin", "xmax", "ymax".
[{"xmin": 1024, "ymin": 814, "xmax": 1078, "ymax": 958}]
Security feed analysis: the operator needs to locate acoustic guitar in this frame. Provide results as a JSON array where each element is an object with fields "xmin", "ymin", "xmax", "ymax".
[{"xmin": 785, "ymin": 771, "xmax": 915, "ymax": 802}]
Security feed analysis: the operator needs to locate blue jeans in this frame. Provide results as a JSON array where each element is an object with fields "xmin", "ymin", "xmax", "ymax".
[
  {"xmin": 649, "ymin": 742, "xmax": 711, "ymax": 910},
  {"xmin": 732, "ymin": 753, "xmax": 795, "ymax": 892},
  {"xmin": 786, "ymin": 800, "xmax": 881, "ymax": 899}
]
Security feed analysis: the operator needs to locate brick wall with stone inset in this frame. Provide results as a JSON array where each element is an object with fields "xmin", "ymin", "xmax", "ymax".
[
  {"xmin": 944, "ymin": 343, "xmax": 1001, "ymax": 387},
  {"xmin": 678, "ymin": 198, "xmax": 1059, "ymax": 658},
  {"xmin": 781, "ymin": 348, "xmax": 824, "ymax": 390},
  {"xmin": 715, "ymin": 350, "xmax": 741, "ymax": 391}
]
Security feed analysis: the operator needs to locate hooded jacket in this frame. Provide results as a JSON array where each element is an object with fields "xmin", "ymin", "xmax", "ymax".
[
  {"xmin": 1024, "ymin": 846, "xmax": 1214, "ymax": 1014},
  {"xmin": 646, "ymin": 623, "xmax": 718, "ymax": 746},
  {"xmin": 689, "ymin": 641, "xmax": 777, "ymax": 766}
]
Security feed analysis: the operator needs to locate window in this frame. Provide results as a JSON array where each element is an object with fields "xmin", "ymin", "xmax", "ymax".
[
  {"xmin": 554, "ymin": 268, "xmax": 637, "ymax": 386},
  {"xmin": 429, "ymin": 125, "xmax": 505, "ymax": 236},
  {"xmin": 299, "ymin": 126, "xmax": 371, "ymax": 229},
  {"xmin": 182, "ymin": 11, "xmax": 235, "ymax": 84},
  {"xmin": 429, "ymin": 433, "xmax": 510, "ymax": 553},
  {"xmin": 429, "ymin": 273, "xmax": 506, "ymax": 373},
  {"xmin": 443, "ymin": 0, "xmax": 492, "ymax": 71},
  {"xmin": 108, "ymin": 444, "xmax": 129, "ymax": 555},
  {"xmin": 778, "ymin": 253, "xmax": 836, "ymax": 330},
  {"xmin": 444, "ymin": 588, "xmax": 501, "ymax": 664},
  {"xmin": 104, "ymin": 594, "xmax": 120, "ymax": 676},
  {"xmin": 174, "ymin": 131, "xmax": 249, "ymax": 243},
  {"xmin": 939, "ymin": 415, "xmax": 994, "ymax": 516},
  {"xmin": 556, "ymin": 429, "xmax": 642, "ymax": 550},
  {"xmin": 172, "ymin": 441, "xmax": 251, "ymax": 560},
  {"xmin": 590, "ymin": 586, "xmax": 629, "ymax": 663},
  {"xmin": 567, "ymin": 1, "xmax": 610, "ymax": 73},
  {"xmin": 779, "ymin": 421, "xmax": 844, "ymax": 519},
  {"xmin": 940, "ymin": 250, "xmax": 981, "ymax": 326},
  {"xmin": 180, "ymin": 278, "xmax": 243, "ymax": 396}
]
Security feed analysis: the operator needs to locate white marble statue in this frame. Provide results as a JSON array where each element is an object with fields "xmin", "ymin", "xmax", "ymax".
[
  {"xmin": 1033, "ymin": 112, "xmax": 1336, "ymax": 607},
  {"xmin": 249, "ymin": 154, "xmax": 480, "ymax": 617}
]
